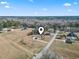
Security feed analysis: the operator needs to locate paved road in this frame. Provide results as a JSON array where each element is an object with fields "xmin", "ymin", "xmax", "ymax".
[{"xmin": 33, "ymin": 31, "xmax": 59, "ymax": 59}]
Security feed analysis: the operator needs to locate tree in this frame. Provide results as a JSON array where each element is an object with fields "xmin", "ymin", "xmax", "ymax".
[
  {"xmin": 1, "ymin": 20, "xmax": 21, "ymax": 28},
  {"xmin": 0, "ymin": 23, "xmax": 3, "ymax": 31}
]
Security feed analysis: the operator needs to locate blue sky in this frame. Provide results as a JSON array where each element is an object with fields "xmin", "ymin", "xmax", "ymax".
[{"xmin": 0, "ymin": 0, "xmax": 79, "ymax": 16}]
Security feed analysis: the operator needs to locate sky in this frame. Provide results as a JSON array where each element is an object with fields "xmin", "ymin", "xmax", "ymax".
[{"xmin": 0, "ymin": 0, "xmax": 79, "ymax": 16}]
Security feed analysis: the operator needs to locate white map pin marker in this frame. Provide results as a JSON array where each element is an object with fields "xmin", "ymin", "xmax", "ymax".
[{"xmin": 38, "ymin": 27, "xmax": 44, "ymax": 35}]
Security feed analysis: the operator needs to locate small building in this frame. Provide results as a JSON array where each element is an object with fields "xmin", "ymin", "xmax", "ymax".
[
  {"xmin": 48, "ymin": 28, "xmax": 54, "ymax": 33},
  {"xmin": 11, "ymin": 29, "xmax": 14, "ymax": 31},
  {"xmin": 2, "ymin": 28, "xmax": 14, "ymax": 32}
]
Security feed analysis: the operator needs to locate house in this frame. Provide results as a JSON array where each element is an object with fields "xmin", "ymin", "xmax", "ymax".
[
  {"xmin": 65, "ymin": 32, "xmax": 78, "ymax": 43},
  {"xmin": 64, "ymin": 27, "xmax": 79, "ymax": 32}
]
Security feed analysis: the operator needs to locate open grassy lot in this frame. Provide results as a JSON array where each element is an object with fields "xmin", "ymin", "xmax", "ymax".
[
  {"xmin": 51, "ymin": 40, "xmax": 79, "ymax": 59},
  {"xmin": 36, "ymin": 31, "xmax": 79, "ymax": 59},
  {"xmin": 0, "ymin": 36, "xmax": 32, "ymax": 59},
  {"xmin": 0, "ymin": 28, "xmax": 45, "ymax": 59}
]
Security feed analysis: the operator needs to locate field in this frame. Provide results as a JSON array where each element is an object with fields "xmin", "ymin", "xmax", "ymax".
[
  {"xmin": 0, "ymin": 28, "xmax": 79, "ymax": 59},
  {"xmin": 0, "ymin": 36, "xmax": 31, "ymax": 59},
  {"xmin": 0, "ymin": 28, "xmax": 46, "ymax": 59},
  {"xmin": 50, "ymin": 40, "xmax": 79, "ymax": 59},
  {"xmin": 43, "ymin": 32, "xmax": 79, "ymax": 59}
]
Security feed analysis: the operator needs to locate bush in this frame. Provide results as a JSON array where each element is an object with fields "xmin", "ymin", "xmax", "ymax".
[{"xmin": 27, "ymin": 32, "xmax": 33, "ymax": 36}]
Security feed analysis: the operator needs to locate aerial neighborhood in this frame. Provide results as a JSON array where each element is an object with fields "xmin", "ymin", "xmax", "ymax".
[{"xmin": 0, "ymin": 16, "xmax": 79, "ymax": 59}]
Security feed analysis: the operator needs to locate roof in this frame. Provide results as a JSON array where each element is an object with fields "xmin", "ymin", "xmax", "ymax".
[{"xmin": 67, "ymin": 32, "xmax": 77, "ymax": 37}]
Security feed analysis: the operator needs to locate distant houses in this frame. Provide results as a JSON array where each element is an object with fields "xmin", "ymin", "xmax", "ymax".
[{"xmin": 64, "ymin": 27, "xmax": 79, "ymax": 32}]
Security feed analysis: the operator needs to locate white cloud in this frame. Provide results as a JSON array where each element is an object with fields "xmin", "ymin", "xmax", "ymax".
[
  {"xmin": 64, "ymin": 3, "xmax": 71, "ymax": 7},
  {"xmin": 29, "ymin": 0, "xmax": 34, "ymax": 3},
  {"xmin": 5, "ymin": 5, "xmax": 10, "ymax": 8},
  {"xmin": 42, "ymin": 8, "xmax": 48, "ymax": 11},
  {"xmin": 73, "ymin": 2, "xmax": 78, "ymax": 5},
  {"xmin": 0, "ymin": 1, "xmax": 8, "ymax": 5},
  {"xmin": 0, "ymin": 1, "xmax": 12, "ymax": 9}
]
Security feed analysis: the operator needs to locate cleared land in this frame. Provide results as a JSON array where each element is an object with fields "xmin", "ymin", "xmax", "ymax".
[
  {"xmin": 51, "ymin": 41, "xmax": 79, "ymax": 59},
  {"xmin": 0, "ymin": 28, "xmax": 45, "ymax": 59},
  {"xmin": 42, "ymin": 32, "xmax": 79, "ymax": 59},
  {"xmin": 0, "ymin": 28, "xmax": 79, "ymax": 59},
  {"xmin": 0, "ymin": 36, "xmax": 32, "ymax": 59}
]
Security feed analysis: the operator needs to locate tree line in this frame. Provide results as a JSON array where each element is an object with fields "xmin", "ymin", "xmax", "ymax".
[
  {"xmin": 0, "ymin": 20, "xmax": 79, "ymax": 31},
  {"xmin": 0, "ymin": 20, "xmax": 21, "ymax": 30}
]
